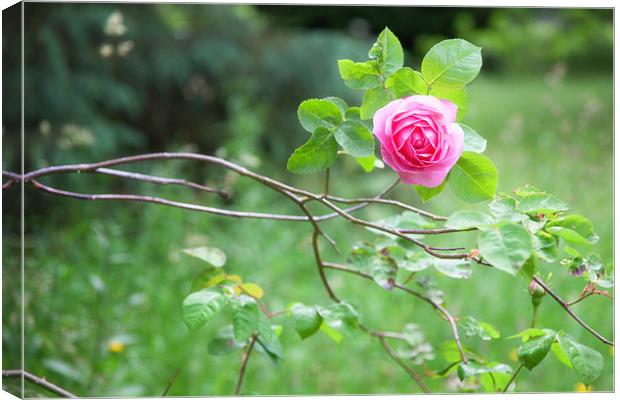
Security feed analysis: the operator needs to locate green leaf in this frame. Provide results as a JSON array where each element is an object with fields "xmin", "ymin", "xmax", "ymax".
[
  {"xmin": 360, "ymin": 87, "xmax": 395, "ymax": 120},
  {"xmin": 318, "ymin": 302, "xmax": 360, "ymax": 338},
  {"xmin": 448, "ymin": 152, "xmax": 498, "ymax": 203},
  {"xmin": 433, "ymin": 259, "xmax": 472, "ymax": 279},
  {"xmin": 182, "ymin": 246, "xmax": 226, "ymax": 267},
  {"xmin": 546, "ymin": 215, "xmax": 599, "ymax": 246},
  {"xmin": 439, "ymin": 340, "xmax": 484, "ymax": 363},
  {"xmin": 337, "ymin": 60, "xmax": 382, "ymax": 90},
  {"xmin": 324, "ymin": 96, "xmax": 348, "ymax": 114},
  {"xmin": 489, "ymin": 195, "xmax": 522, "ymax": 222},
  {"xmin": 257, "ymin": 311, "xmax": 283, "ymax": 360},
  {"xmin": 431, "ymin": 86, "xmax": 468, "ymax": 121},
  {"xmin": 556, "ymin": 333, "xmax": 603, "ymax": 385},
  {"xmin": 460, "ymin": 316, "xmax": 500, "ymax": 340},
  {"xmin": 290, "ymin": 303, "xmax": 323, "ymax": 340},
  {"xmin": 551, "ymin": 342, "xmax": 573, "ymax": 369},
  {"xmin": 534, "ymin": 231, "xmax": 558, "ymax": 262},
  {"xmin": 459, "ymin": 123, "xmax": 486, "ymax": 153},
  {"xmin": 508, "ymin": 328, "xmax": 548, "ymax": 341},
  {"xmin": 345, "ymin": 107, "xmax": 361, "ymax": 121},
  {"xmin": 334, "ymin": 120, "xmax": 375, "ymax": 157},
  {"xmin": 182, "ymin": 289, "xmax": 226, "ymax": 331},
  {"xmin": 519, "ymin": 193, "xmax": 569, "ymax": 214},
  {"xmin": 467, "ymin": 319, "xmax": 499, "ymax": 341},
  {"xmin": 355, "ymin": 154, "xmax": 376, "ymax": 173},
  {"xmin": 319, "ymin": 321, "xmax": 343, "ymax": 343},
  {"xmin": 297, "ymin": 99, "xmax": 343, "ymax": 133},
  {"xmin": 421, "ymin": 38, "xmax": 482, "ymax": 88},
  {"xmin": 414, "ymin": 179, "xmax": 447, "ymax": 202},
  {"xmin": 232, "ymin": 301, "xmax": 260, "ymax": 341},
  {"xmin": 458, "ymin": 361, "xmax": 512, "ymax": 381},
  {"xmin": 368, "ymin": 27, "xmax": 404, "ymax": 78},
  {"xmin": 189, "ymin": 268, "xmax": 224, "ymax": 292},
  {"xmin": 478, "ymin": 223, "xmax": 533, "ymax": 275},
  {"xmin": 385, "ymin": 67, "xmax": 427, "ymax": 97},
  {"xmin": 517, "ymin": 333, "xmax": 555, "ymax": 370},
  {"xmin": 287, "ymin": 127, "xmax": 338, "ymax": 174},
  {"xmin": 445, "ymin": 210, "xmax": 493, "ymax": 229}
]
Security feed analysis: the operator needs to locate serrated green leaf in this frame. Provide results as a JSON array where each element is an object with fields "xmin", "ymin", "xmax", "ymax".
[
  {"xmin": 287, "ymin": 127, "xmax": 338, "ymax": 174},
  {"xmin": 297, "ymin": 99, "xmax": 343, "ymax": 133},
  {"xmin": 448, "ymin": 152, "xmax": 498, "ymax": 203},
  {"xmin": 182, "ymin": 246, "xmax": 226, "ymax": 267},
  {"xmin": 368, "ymin": 27, "xmax": 404, "ymax": 78},
  {"xmin": 290, "ymin": 303, "xmax": 323, "ymax": 340},
  {"xmin": 334, "ymin": 120, "xmax": 375, "ymax": 157},
  {"xmin": 337, "ymin": 59, "xmax": 382, "ymax": 90},
  {"xmin": 182, "ymin": 289, "xmax": 226, "ymax": 331},
  {"xmin": 546, "ymin": 215, "xmax": 599, "ymax": 246},
  {"xmin": 459, "ymin": 123, "xmax": 486, "ymax": 153},
  {"xmin": 232, "ymin": 302, "xmax": 260, "ymax": 341},
  {"xmin": 556, "ymin": 332, "xmax": 603, "ymax": 385},
  {"xmin": 360, "ymin": 87, "xmax": 395, "ymax": 120},
  {"xmin": 445, "ymin": 210, "xmax": 493, "ymax": 229},
  {"xmin": 518, "ymin": 333, "xmax": 555, "ymax": 370},
  {"xmin": 478, "ymin": 223, "xmax": 533, "ymax": 275},
  {"xmin": 385, "ymin": 67, "xmax": 427, "ymax": 97},
  {"xmin": 421, "ymin": 38, "xmax": 482, "ymax": 88}
]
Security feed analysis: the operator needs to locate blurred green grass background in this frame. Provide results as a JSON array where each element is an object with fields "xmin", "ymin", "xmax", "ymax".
[{"xmin": 2, "ymin": 4, "xmax": 613, "ymax": 396}]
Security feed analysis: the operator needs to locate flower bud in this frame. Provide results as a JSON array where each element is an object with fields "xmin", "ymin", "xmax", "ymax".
[{"xmin": 528, "ymin": 280, "xmax": 546, "ymax": 306}]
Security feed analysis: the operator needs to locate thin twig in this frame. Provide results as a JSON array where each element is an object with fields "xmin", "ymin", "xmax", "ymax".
[
  {"xmin": 326, "ymin": 194, "xmax": 446, "ymax": 221},
  {"xmin": 399, "ymin": 227, "xmax": 477, "ymax": 235},
  {"xmin": 235, "ymin": 333, "xmax": 259, "ymax": 395},
  {"xmin": 94, "ymin": 167, "xmax": 229, "ymax": 198},
  {"xmin": 322, "ymin": 262, "xmax": 467, "ymax": 364},
  {"xmin": 311, "ymin": 230, "xmax": 340, "ymax": 302},
  {"xmin": 375, "ymin": 335, "xmax": 431, "ymax": 393},
  {"xmin": 2, "ymin": 369, "xmax": 77, "ymax": 398},
  {"xmin": 532, "ymin": 276, "xmax": 613, "ymax": 346},
  {"xmin": 161, "ymin": 367, "xmax": 182, "ymax": 396},
  {"xmin": 2, "ymin": 180, "xmax": 15, "ymax": 190}
]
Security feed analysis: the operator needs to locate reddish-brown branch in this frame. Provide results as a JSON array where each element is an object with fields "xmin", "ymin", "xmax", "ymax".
[
  {"xmin": 2, "ymin": 369, "xmax": 77, "ymax": 398},
  {"xmin": 235, "ymin": 333, "xmax": 259, "ymax": 395},
  {"xmin": 531, "ymin": 276, "xmax": 613, "ymax": 346}
]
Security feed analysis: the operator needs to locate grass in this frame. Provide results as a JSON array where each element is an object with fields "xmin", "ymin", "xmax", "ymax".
[{"xmin": 2, "ymin": 72, "xmax": 613, "ymax": 396}]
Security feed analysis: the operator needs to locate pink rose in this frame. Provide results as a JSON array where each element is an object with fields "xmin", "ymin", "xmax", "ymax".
[{"xmin": 373, "ymin": 95, "xmax": 464, "ymax": 188}]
